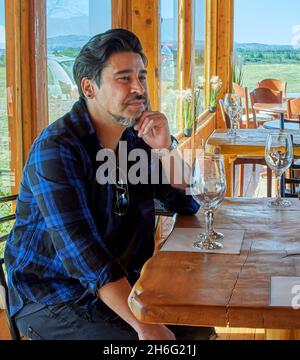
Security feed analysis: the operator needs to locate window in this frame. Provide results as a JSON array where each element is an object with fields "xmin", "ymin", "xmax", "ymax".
[
  {"xmin": 160, "ymin": 0, "xmax": 178, "ymax": 135},
  {"xmin": 159, "ymin": 0, "xmax": 207, "ymax": 137},
  {"xmin": 0, "ymin": 0, "xmax": 13, "ymax": 260},
  {"xmin": 234, "ymin": 0, "xmax": 300, "ymax": 93},
  {"xmin": 0, "ymin": 0, "xmax": 11, "ymax": 197},
  {"xmin": 46, "ymin": 0, "xmax": 112, "ymax": 123},
  {"xmin": 194, "ymin": 0, "xmax": 206, "ymax": 116}
]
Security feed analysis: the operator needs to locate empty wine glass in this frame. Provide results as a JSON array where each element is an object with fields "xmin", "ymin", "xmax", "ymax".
[
  {"xmin": 265, "ymin": 132, "xmax": 293, "ymax": 207},
  {"xmin": 191, "ymin": 155, "xmax": 226, "ymax": 250},
  {"xmin": 224, "ymin": 93, "xmax": 242, "ymax": 138}
]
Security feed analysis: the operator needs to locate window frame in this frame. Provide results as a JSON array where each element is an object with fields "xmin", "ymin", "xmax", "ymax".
[{"xmin": 3, "ymin": 0, "xmax": 233, "ymax": 171}]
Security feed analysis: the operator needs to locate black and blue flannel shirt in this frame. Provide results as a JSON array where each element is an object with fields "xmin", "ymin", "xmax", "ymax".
[{"xmin": 5, "ymin": 98, "xmax": 200, "ymax": 317}]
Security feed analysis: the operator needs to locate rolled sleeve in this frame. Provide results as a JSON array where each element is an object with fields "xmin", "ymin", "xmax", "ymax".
[
  {"xmin": 26, "ymin": 136, "xmax": 127, "ymax": 293},
  {"xmin": 154, "ymin": 184, "xmax": 200, "ymax": 215}
]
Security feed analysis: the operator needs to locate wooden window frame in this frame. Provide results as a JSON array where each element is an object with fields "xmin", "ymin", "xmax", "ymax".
[
  {"xmin": 4, "ymin": 0, "xmax": 23, "ymax": 194},
  {"xmin": 4, "ymin": 0, "xmax": 234, "ymax": 179}
]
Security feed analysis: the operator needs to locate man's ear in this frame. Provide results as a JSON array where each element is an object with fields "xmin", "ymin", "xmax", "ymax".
[{"xmin": 81, "ymin": 78, "xmax": 95, "ymax": 99}]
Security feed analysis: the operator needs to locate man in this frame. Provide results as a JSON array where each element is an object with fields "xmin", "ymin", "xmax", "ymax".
[{"xmin": 5, "ymin": 29, "xmax": 215, "ymax": 340}]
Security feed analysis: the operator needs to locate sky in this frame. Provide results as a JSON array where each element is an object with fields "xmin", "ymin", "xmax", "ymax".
[
  {"xmin": 234, "ymin": 0, "xmax": 300, "ymax": 45},
  {"xmin": 2, "ymin": 0, "xmax": 300, "ymax": 46},
  {"xmin": 0, "ymin": 0, "xmax": 4, "ymax": 46}
]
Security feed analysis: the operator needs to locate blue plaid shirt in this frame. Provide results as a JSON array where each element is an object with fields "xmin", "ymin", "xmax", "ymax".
[{"xmin": 5, "ymin": 99, "xmax": 200, "ymax": 317}]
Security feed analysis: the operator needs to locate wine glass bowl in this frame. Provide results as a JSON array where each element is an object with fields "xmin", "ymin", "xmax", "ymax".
[
  {"xmin": 265, "ymin": 132, "xmax": 293, "ymax": 207},
  {"xmin": 224, "ymin": 93, "xmax": 242, "ymax": 138},
  {"xmin": 191, "ymin": 155, "xmax": 226, "ymax": 250}
]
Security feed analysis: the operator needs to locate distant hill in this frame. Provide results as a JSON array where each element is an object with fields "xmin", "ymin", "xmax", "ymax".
[
  {"xmin": 234, "ymin": 42, "xmax": 297, "ymax": 51},
  {"xmin": 46, "ymin": 33, "xmax": 299, "ymax": 54},
  {"xmin": 47, "ymin": 35, "xmax": 90, "ymax": 52}
]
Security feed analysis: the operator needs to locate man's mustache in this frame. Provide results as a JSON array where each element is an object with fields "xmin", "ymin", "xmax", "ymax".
[{"xmin": 125, "ymin": 95, "xmax": 147, "ymax": 105}]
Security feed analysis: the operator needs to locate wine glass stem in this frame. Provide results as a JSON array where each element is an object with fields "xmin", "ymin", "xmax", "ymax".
[
  {"xmin": 276, "ymin": 174, "xmax": 282, "ymax": 201},
  {"xmin": 205, "ymin": 210, "xmax": 215, "ymax": 236}
]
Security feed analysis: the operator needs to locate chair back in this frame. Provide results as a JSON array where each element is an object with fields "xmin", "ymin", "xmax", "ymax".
[
  {"xmin": 0, "ymin": 194, "xmax": 21, "ymax": 340},
  {"xmin": 232, "ymin": 83, "xmax": 252, "ymax": 128},
  {"xmin": 287, "ymin": 98, "xmax": 300, "ymax": 121},
  {"xmin": 250, "ymin": 87, "xmax": 283, "ymax": 105},
  {"xmin": 257, "ymin": 78, "xmax": 287, "ymax": 97},
  {"xmin": 219, "ymin": 99, "xmax": 231, "ymax": 129}
]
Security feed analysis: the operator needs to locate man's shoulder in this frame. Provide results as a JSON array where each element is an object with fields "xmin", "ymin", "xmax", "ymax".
[{"xmin": 34, "ymin": 100, "xmax": 94, "ymax": 149}]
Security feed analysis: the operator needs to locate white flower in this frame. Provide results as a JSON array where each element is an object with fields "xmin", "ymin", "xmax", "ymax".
[
  {"xmin": 197, "ymin": 76, "xmax": 205, "ymax": 89},
  {"xmin": 210, "ymin": 75, "xmax": 220, "ymax": 84},
  {"xmin": 183, "ymin": 89, "xmax": 193, "ymax": 102}
]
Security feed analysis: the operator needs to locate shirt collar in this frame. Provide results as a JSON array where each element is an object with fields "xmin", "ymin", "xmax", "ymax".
[{"xmin": 70, "ymin": 97, "xmax": 97, "ymax": 137}]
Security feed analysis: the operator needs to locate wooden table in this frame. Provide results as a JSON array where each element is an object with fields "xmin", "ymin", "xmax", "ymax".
[
  {"xmin": 205, "ymin": 129, "xmax": 300, "ymax": 197},
  {"xmin": 253, "ymin": 103, "xmax": 287, "ymax": 129},
  {"xmin": 284, "ymin": 92, "xmax": 300, "ymax": 100},
  {"xmin": 263, "ymin": 119, "xmax": 300, "ymax": 131},
  {"xmin": 253, "ymin": 102, "xmax": 287, "ymax": 115},
  {"xmin": 129, "ymin": 198, "xmax": 300, "ymax": 339}
]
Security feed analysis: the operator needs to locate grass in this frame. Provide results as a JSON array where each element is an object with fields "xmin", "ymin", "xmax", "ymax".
[{"xmin": 242, "ymin": 63, "xmax": 300, "ymax": 92}]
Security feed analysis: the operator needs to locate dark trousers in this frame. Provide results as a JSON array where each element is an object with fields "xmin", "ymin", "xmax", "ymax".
[{"xmin": 16, "ymin": 298, "xmax": 216, "ymax": 340}]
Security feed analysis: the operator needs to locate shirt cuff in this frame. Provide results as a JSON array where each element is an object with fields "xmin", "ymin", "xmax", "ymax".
[{"xmin": 80, "ymin": 260, "xmax": 128, "ymax": 296}]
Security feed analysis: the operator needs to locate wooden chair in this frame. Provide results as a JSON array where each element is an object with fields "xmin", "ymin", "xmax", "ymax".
[
  {"xmin": 287, "ymin": 98, "xmax": 300, "ymax": 120},
  {"xmin": 219, "ymin": 99, "xmax": 272, "ymax": 197},
  {"xmin": 232, "ymin": 83, "xmax": 275, "ymax": 128},
  {"xmin": 257, "ymin": 78, "xmax": 287, "ymax": 98},
  {"xmin": 249, "ymin": 88, "xmax": 283, "ymax": 126},
  {"xmin": 0, "ymin": 195, "xmax": 21, "ymax": 340}
]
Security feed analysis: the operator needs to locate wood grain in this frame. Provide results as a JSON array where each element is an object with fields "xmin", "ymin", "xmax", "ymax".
[
  {"xmin": 5, "ymin": 0, "xmax": 23, "ymax": 194},
  {"xmin": 129, "ymin": 198, "xmax": 300, "ymax": 335},
  {"xmin": 131, "ymin": 0, "xmax": 159, "ymax": 111}
]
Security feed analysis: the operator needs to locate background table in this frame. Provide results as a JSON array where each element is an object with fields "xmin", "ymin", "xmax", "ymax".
[
  {"xmin": 253, "ymin": 102, "xmax": 288, "ymax": 129},
  {"xmin": 263, "ymin": 119, "xmax": 300, "ymax": 131},
  {"xmin": 129, "ymin": 198, "xmax": 300, "ymax": 339},
  {"xmin": 205, "ymin": 129, "xmax": 300, "ymax": 196}
]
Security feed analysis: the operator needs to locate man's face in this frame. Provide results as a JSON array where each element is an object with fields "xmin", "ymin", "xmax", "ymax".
[{"xmin": 93, "ymin": 51, "xmax": 149, "ymax": 124}]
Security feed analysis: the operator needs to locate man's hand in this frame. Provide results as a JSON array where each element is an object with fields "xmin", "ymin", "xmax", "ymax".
[
  {"xmin": 134, "ymin": 111, "xmax": 171, "ymax": 150},
  {"xmin": 137, "ymin": 323, "xmax": 176, "ymax": 340}
]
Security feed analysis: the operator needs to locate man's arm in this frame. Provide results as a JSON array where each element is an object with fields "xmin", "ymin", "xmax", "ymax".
[
  {"xmin": 134, "ymin": 111, "xmax": 192, "ymax": 190},
  {"xmin": 98, "ymin": 277, "xmax": 175, "ymax": 340},
  {"xmin": 159, "ymin": 148, "xmax": 192, "ymax": 190}
]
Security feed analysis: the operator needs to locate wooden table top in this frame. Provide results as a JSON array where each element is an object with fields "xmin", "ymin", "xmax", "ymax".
[
  {"xmin": 263, "ymin": 120, "xmax": 300, "ymax": 131},
  {"xmin": 205, "ymin": 129, "xmax": 300, "ymax": 157},
  {"xmin": 129, "ymin": 198, "xmax": 300, "ymax": 329},
  {"xmin": 253, "ymin": 102, "xmax": 287, "ymax": 114},
  {"xmin": 284, "ymin": 92, "xmax": 300, "ymax": 100}
]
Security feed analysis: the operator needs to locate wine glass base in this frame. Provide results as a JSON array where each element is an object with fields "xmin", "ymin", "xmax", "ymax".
[
  {"xmin": 268, "ymin": 198, "xmax": 291, "ymax": 208},
  {"xmin": 198, "ymin": 231, "xmax": 224, "ymax": 240},
  {"xmin": 193, "ymin": 239, "xmax": 223, "ymax": 250}
]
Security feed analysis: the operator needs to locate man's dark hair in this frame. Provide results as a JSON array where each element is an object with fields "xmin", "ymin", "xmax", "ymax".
[{"xmin": 73, "ymin": 29, "xmax": 147, "ymax": 99}]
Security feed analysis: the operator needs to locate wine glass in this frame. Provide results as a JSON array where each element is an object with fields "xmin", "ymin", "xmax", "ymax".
[
  {"xmin": 191, "ymin": 155, "xmax": 226, "ymax": 250},
  {"xmin": 224, "ymin": 93, "xmax": 242, "ymax": 138},
  {"xmin": 265, "ymin": 132, "xmax": 293, "ymax": 207}
]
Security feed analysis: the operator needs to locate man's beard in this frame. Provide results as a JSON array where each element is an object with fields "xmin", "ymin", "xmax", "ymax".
[{"xmin": 109, "ymin": 113, "xmax": 138, "ymax": 128}]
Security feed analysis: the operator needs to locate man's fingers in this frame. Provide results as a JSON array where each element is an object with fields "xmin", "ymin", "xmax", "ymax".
[
  {"xmin": 142, "ymin": 119, "xmax": 154, "ymax": 137},
  {"xmin": 134, "ymin": 111, "xmax": 153, "ymax": 131},
  {"xmin": 138, "ymin": 113, "xmax": 160, "ymax": 133},
  {"xmin": 138, "ymin": 118, "xmax": 151, "ymax": 136}
]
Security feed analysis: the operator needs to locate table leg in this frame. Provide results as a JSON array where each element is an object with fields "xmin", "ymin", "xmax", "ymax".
[
  {"xmin": 280, "ymin": 112, "xmax": 284, "ymax": 130},
  {"xmin": 224, "ymin": 156, "xmax": 236, "ymax": 197},
  {"xmin": 265, "ymin": 329, "xmax": 300, "ymax": 340}
]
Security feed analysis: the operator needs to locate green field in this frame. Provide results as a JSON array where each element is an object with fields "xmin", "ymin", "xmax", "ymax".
[{"xmin": 242, "ymin": 63, "xmax": 300, "ymax": 92}]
